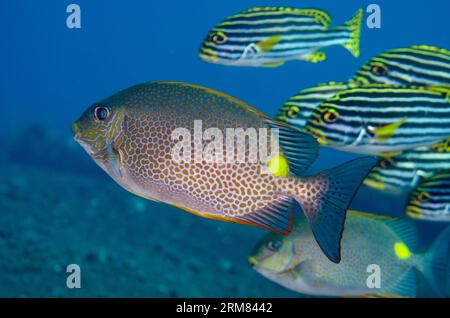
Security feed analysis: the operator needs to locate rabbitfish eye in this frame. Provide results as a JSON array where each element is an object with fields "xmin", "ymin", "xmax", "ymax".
[
  {"xmin": 267, "ymin": 240, "xmax": 282, "ymax": 252},
  {"xmin": 94, "ymin": 106, "xmax": 110, "ymax": 121}
]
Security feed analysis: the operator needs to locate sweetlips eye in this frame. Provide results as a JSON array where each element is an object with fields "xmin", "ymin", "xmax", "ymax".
[
  {"xmin": 417, "ymin": 191, "xmax": 430, "ymax": 203},
  {"xmin": 267, "ymin": 240, "xmax": 282, "ymax": 252},
  {"xmin": 94, "ymin": 106, "xmax": 110, "ymax": 121},
  {"xmin": 212, "ymin": 31, "xmax": 227, "ymax": 44},
  {"xmin": 322, "ymin": 108, "xmax": 339, "ymax": 124},
  {"xmin": 287, "ymin": 106, "xmax": 300, "ymax": 118},
  {"xmin": 379, "ymin": 158, "xmax": 393, "ymax": 169},
  {"xmin": 371, "ymin": 64, "xmax": 388, "ymax": 76}
]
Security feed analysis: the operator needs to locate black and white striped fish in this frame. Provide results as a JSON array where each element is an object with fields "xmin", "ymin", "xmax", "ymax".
[
  {"xmin": 406, "ymin": 170, "xmax": 450, "ymax": 222},
  {"xmin": 199, "ymin": 7, "xmax": 363, "ymax": 67},
  {"xmin": 276, "ymin": 82, "xmax": 351, "ymax": 129},
  {"xmin": 364, "ymin": 139, "xmax": 450, "ymax": 192},
  {"xmin": 306, "ymin": 85, "xmax": 450, "ymax": 154},
  {"xmin": 351, "ymin": 45, "xmax": 450, "ymax": 86}
]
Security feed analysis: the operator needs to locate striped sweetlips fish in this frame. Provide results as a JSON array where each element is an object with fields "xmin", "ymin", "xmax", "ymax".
[
  {"xmin": 305, "ymin": 85, "xmax": 450, "ymax": 155},
  {"xmin": 364, "ymin": 138, "xmax": 450, "ymax": 193},
  {"xmin": 276, "ymin": 82, "xmax": 352, "ymax": 130},
  {"xmin": 199, "ymin": 7, "xmax": 363, "ymax": 67},
  {"xmin": 351, "ymin": 45, "xmax": 450, "ymax": 86},
  {"xmin": 71, "ymin": 81, "xmax": 378, "ymax": 263},
  {"xmin": 406, "ymin": 170, "xmax": 450, "ymax": 222}
]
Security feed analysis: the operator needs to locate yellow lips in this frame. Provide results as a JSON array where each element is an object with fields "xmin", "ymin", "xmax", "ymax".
[
  {"xmin": 71, "ymin": 122, "xmax": 81, "ymax": 134},
  {"xmin": 248, "ymin": 256, "xmax": 258, "ymax": 266},
  {"xmin": 200, "ymin": 54, "xmax": 218, "ymax": 62},
  {"xmin": 199, "ymin": 48, "xmax": 218, "ymax": 63}
]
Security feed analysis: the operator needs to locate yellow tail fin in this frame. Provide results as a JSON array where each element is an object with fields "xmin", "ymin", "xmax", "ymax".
[{"xmin": 343, "ymin": 9, "xmax": 363, "ymax": 57}]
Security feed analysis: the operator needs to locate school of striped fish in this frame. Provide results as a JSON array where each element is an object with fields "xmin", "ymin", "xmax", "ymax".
[{"xmin": 72, "ymin": 5, "xmax": 450, "ymax": 298}]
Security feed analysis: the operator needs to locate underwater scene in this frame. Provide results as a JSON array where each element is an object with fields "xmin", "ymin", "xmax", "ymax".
[{"xmin": 1, "ymin": 0, "xmax": 450, "ymax": 298}]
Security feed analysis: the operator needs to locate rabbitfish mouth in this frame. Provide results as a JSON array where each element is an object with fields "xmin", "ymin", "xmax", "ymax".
[{"xmin": 73, "ymin": 132, "xmax": 81, "ymax": 143}]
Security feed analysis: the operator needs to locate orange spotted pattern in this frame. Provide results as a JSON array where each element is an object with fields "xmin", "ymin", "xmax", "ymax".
[{"xmin": 73, "ymin": 82, "xmax": 327, "ymax": 230}]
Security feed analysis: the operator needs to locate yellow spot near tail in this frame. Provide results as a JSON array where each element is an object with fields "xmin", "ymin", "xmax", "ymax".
[
  {"xmin": 394, "ymin": 242, "xmax": 411, "ymax": 260},
  {"xmin": 267, "ymin": 155, "xmax": 289, "ymax": 178}
]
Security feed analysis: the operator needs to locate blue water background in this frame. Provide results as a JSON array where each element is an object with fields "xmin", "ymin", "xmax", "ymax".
[{"xmin": 0, "ymin": 0, "xmax": 449, "ymax": 297}]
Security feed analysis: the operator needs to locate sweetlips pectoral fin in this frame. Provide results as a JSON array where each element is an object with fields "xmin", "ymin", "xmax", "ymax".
[
  {"xmin": 297, "ymin": 157, "xmax": 379, "ymax": 263},
  {"xmin": 256, "ymin": 35, "xmax": 282, "ymax": 52},
  {"xmin": 369, "ymin": 117, "xmax": 408, "ymax": 142},
  {"xmin": 263, "ymin": 118, "xmax": 320, "ymax": 176},
  {"xmin": 233, "ymin": 196, "xmax": 295, "ymax": 235}
]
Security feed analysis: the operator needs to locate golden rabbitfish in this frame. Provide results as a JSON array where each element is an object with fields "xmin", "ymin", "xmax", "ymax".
[
  {"xmin": 250, "ymin": 211, "xmax": 450, "ymax": 297},
  {"xmin": 71, "ymin": 81, "xmax": 377, "ymax": 263}
]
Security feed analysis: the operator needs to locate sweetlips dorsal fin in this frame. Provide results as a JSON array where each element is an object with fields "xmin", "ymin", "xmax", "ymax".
[
  {"xmin": 328, "ymin": 84, "xmax": 448, "ymax": 102},
  {"xmin": 240, "ymin": 7, "xmax": 331, "ymax": 27},
  {"xmin": 293, "ymin": 9, "xmax": 332, "ymax": 27},
  {"xmin": 311, "ymin": 81, "xmax": 350, "ymax": 89},
  {"xmin": 410, "ymin": 45, "xmax": 450, "ymax": 56},
  {"xmin": 325, "ymin": 84, "xmax": 396, "ymax": 101},
  {"xmin": 263, "ymin": 118, "xmax": 319, "ymax": 176}
]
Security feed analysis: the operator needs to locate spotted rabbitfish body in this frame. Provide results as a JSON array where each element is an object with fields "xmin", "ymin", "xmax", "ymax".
[
  {"xmin": 365, "ymin": 139, "xmax": 450, "ymax": 193},
  {"xmin": 199, "ymin": 7, "xmax": 363, "ymax": 67},
  {"xmin": 71, "ymin": 81, "xmax": 378, "ymax": 263},
  {"xmin": 406, "ymin": 171, "xmax": 450, "ymax": 222},
  {"xmin": 306, "ymin": 85, "xmax": 450, "ymax": 155},
  {"xmin": 249, "ymin": 211, "xmax": 450, "ymax": 297},
  {"xmin": 351, "ymin": 45, "xmax": 450, "ymax": 86}
]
